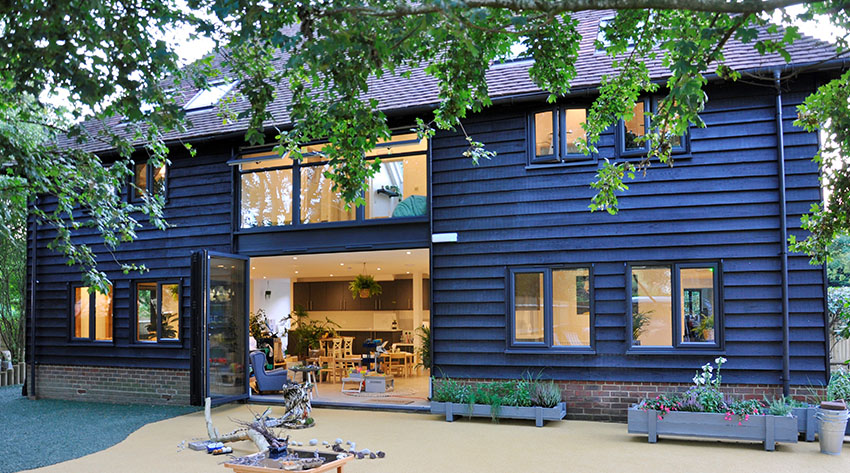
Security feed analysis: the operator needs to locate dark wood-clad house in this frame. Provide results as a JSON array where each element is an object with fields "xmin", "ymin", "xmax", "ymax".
[{"xmin": 25, "ymin": 11, "xmax": 844, "ymax": 420}]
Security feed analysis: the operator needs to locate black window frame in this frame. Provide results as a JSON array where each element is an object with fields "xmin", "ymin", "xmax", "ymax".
[
  {"xmin": 506, "ymin": 265, "xmax": 595, "ymax": 353},
  {"xmin": 129, "ymin": 161, "xmax": 168, "ymax": 203},
  {"xmin": 527, "ymin": 105, "xmax": 594, "ymax": 167},
  {"xmin": 133, "ymin": 279, "xmax": 183, "ymax": 345},
  {"xmin": 626, "ymin": 261, "xmax": 722, "ymax": 354},
  {"xmin": 617, "ymin": 96, "xmax": 689, "ymax": 158},
  {"xmin": 69, "ymin": 283, "xmax": 114, "ymax": 343}
]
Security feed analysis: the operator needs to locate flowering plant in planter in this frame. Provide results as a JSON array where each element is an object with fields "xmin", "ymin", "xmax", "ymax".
[{"xmin": 636, "ymin": 357, "xmax": 775, "ymax": 424}]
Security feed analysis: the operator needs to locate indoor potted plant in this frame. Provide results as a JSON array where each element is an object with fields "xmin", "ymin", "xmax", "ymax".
[{"xmin": 349, "ymin": 274, "xmax": 383, "ymax": 299}]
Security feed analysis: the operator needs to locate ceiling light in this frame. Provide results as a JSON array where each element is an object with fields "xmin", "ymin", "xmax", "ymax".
[
  {"xmin": 330, "ymin": 274, "xmax": 334, "ymax": 277},
  {"xmin": 377, "ymin": 267, "xmax": 382, "ymax": 271},
  {"xmin": 251, "ymin": 266, "xmax": 256, "ymax": 270},
  {"xmin": 295, "ymin": 271, "xmax": 299, "ymax": 274},
  {"xmin": 340, "ymin": 263, "xmax": 344, "ymax": 266},
  {"xmin": 406, "ymin": 271, "xmax": 411, "ymax": 274},
  {"xmin": 263, "ymin": 276, "xmax": 267, "ymax": 279},
  {"xmin": 293, "ymin": 256, "xmax": 298, "ymax": 260},
  {"xmin": 406, "ymin": 251, "xmax": 411, "ymax": 255}
]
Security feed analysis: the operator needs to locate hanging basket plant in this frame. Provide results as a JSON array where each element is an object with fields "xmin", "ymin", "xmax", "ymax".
[{"xmin": 349, "ymin": 274, "xmax": 383, "ymax": 299}]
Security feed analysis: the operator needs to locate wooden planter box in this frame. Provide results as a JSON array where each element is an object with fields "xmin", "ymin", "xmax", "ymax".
[
  {"xmin": 791, "ymin": 405, "xmax": 850, "ymax": 441},
  {"xmin": 627, "ymin": 406, "xmax": 798, "ymax": 451},
  {"xmin": 430, "ymin": 401, "xmax": 567, "ymax": 427}
]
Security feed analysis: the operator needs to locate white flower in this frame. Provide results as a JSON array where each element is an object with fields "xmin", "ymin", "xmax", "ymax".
[
  {"xmin": 715, "ymin": 357, "xmax": 727, "ymax": 365},
  {"xmin": 707, "ymin": 365, "xmax": 714, "ymax": 373},
  {"xmin": 692, "ymin": 375, "xmax": 699, "ymax": 384}
]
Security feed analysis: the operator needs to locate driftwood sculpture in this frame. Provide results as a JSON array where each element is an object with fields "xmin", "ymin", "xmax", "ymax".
[{"xmin": 203, "ymin": 382, "xmax": 313, "ymax": 452}]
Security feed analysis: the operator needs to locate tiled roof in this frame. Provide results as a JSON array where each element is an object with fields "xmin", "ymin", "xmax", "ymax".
[{"xmin": 75, "ymin": 10, "xmax": 842, "ymax": 153}]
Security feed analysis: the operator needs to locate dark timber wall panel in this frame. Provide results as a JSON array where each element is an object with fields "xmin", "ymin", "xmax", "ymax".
[
  {"xmin": 27, "ymin": 143, "xmax": 233, "ymax": 370},
  {"xmin": 430, "ymin": 77, "xmax": 828, "ymax": 386}
]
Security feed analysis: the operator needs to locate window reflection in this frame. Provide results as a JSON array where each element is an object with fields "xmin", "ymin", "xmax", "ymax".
[
  {"xmin": 94, "ymin": 287, "xmax": 113, "ymax": 341},
  {"xmin": 564, "ymin": 109, "xmax": 587, "ymax": 155},
  {"xmin": 681, "ymin": 268, "xmax": 715, "ymax": 343},
  {"xmin": 137, "ymin": 282, "xmax": 157, "ymax": 341},
  {"xmin": 514, "ymin": 272, "xmax": 544, "ymax": 343},
  {"xmin": 240, "ymin": 169, "xmax": 293, "ymax": 228},
  {"xmin": 534, "ymin": 111, "xmax": 554, "ymax": 157},
  {"xmin": 553, "ymin": 268, "xmax": 591, "ymax": 346},
  {"xmin": 161, "ymin": 283, "xmax": 180, "ymax": 340},
  {"xmin": 300, "ymin": 164, "xmax": 355, "ymax": 223},
  {"xmin": 365, "ymin": 153, "xmax": 427, "ymax": 219},
  {"xmin": 631, "ymin": 266, "xmax": 672, "ymax": 346},
  {"xmin": 74, "ymin": 287, "xmax": 90, "ymax": 339},
  {"xmin": 624, "ymin": 102, "xmax": 646, "ymax": 151}
]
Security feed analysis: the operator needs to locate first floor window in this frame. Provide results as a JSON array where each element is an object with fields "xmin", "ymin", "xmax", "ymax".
[
  {"xmin": 132, "ymin": 162, "xmax": 167, "ymax": 201},
  {"xmin": 619, "ymin": 97, "xmax": 688, "ymax": 156},
  {"xmin": 630, "ymin": 262, "xmax": 719, "ymax": 348},
  {"xmin": 528, "ymin": 107, "xmax": 590, "ymax": 164},
  {"xmin": 72, "ymin": 285, "xmax": 113, "ymax": 341},
  {"xmin": 510, "ymin": 266, "xmax": 592, "ymax": 348},
  {"xmin": 136, "ymin": 281, "xmax": 181, "ymax": 342}
]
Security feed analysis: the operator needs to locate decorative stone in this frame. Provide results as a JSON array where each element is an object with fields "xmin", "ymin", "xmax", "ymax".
[
  {"xmin": 348, "ymin": 442, "xmax": 355, "ymax": 450},
  {"xmin": 258, "ymin": 459, "xmax": 283, "ymax": 469},
  {"xmin": 356, "ymin": 452, "xmax": 365, "ymax": 459},
  {"xmin": 322, "ymin": 440, "xmax": 329, "ymax": 446},
  {"xmin": 369, "ymin": 452, "xmax": 377, "ymax": 459},
  {"xmin": 359, "ymin": 448, "xmax": 370, "ymax": 455},
  {"xmin": 309, "ymin": 439, "xmax": 318, "ymax": 446},
  {"xmin": 377, "ymin": 451, "xmax": 386, "ymax": 458},
  {"xmin": 334, "ymin": 438, "xmax": 343, "ymax": 444},
  {"xmin": 332, "ymin": 444, "xmax": 344, "ymax": 453}
]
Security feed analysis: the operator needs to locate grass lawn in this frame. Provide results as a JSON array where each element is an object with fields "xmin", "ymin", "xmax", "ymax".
[{"xmin": 0, "ymin": 384, "xmax": 198, "ymax": 473}]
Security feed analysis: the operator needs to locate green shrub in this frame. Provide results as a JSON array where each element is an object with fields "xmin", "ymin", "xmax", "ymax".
[
  {"xmin": 530, "ymin": 380, "xmax": 562, "ymax": 408},
  {"xmin": 827, "ymin": 371, "xmax": 850, "ymax": 401}
]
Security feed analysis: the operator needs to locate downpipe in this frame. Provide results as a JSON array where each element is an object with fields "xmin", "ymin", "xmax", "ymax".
[{"xmin": 774, "ymin": 70, "xmax": 791, "ymax": 397}]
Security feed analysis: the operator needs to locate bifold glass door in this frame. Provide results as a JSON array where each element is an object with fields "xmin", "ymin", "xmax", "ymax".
[{"xmin": 197, "ymin": 251, "xmax": 249, "ymax": 405}]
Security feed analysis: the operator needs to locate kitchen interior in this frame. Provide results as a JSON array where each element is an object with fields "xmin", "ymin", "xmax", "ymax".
[{"xmin": 248, "ymin": 248, "xmax": 430, "ymax": 408}]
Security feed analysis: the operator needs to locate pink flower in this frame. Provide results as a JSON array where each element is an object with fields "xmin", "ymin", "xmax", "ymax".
[
  {"xmin": 745, "ymin": 414, "xmax": 749, "ymax": 421},
  {"xmin": 658, "ymin": 415, "xmax": 663, "ymax": 420},
  {"xmin": 738, "ymin": 422, "xmax": 742, "ymax": 426}
]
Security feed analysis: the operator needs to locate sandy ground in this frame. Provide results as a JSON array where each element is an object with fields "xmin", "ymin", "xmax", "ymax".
[{"xmin": 24, "ymin": 404, "xmax": 850, "ymax": 473}]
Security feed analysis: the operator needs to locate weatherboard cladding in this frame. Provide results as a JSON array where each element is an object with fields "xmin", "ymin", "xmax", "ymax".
[
  {"xmin": 27, "ymin": 144, "xmax": 232, "ymax": 370},
  {"xmin": 69, "ymin": 10, "xmax": 839, "ymax": 153},
  {"xmin": 429, "ymin": 76, "xmax": 827, "ymax": 386}
]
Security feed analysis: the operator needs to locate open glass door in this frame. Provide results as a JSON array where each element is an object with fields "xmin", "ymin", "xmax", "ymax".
[{"xmin": 191, "ymin": 250, "xmax": 250, "ymax": 406}]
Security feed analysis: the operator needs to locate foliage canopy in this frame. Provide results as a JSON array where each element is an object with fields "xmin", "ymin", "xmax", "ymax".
[{"xmin": 2, "ymin": 0, "xmax": 850, "ymax": 288}]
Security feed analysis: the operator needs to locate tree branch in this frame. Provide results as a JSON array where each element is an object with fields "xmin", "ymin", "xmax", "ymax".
[{"xmin": 322, "ymin": 0, "xmax": 807, "ymax": 18}]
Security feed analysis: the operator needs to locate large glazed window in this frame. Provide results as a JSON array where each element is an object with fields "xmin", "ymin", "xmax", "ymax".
[
  {"xmin": 629, "ymin": 262, "xmax": 720, "ymax": 350},
  {"xmin": 136, "ymin": 281, "xmax": 180, "ymax": 343},
  {"xmin": 72, "ymin": 285, "xmax": 113, "ymax": 341},
  {"xmin": 237, "ymin": 133, "xmax": 427, "ymax": 228},
  {"xmin": 509, "ymin": 266, "xmax": 593, "ymax": 350}
]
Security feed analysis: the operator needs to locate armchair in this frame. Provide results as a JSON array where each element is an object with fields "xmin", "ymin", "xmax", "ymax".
[{"xmin": 250, "ymin": 350, "xmax": 290, "ymax": 393}]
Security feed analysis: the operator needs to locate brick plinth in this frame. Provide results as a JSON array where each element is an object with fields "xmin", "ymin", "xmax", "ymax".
[
  {"xmin": 32, "ymin": 365, "xmax": 190, "ymax": 405},
  {"xmin": 436, "ymin": 379, "xmax": 825, "ymax": 422}
]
